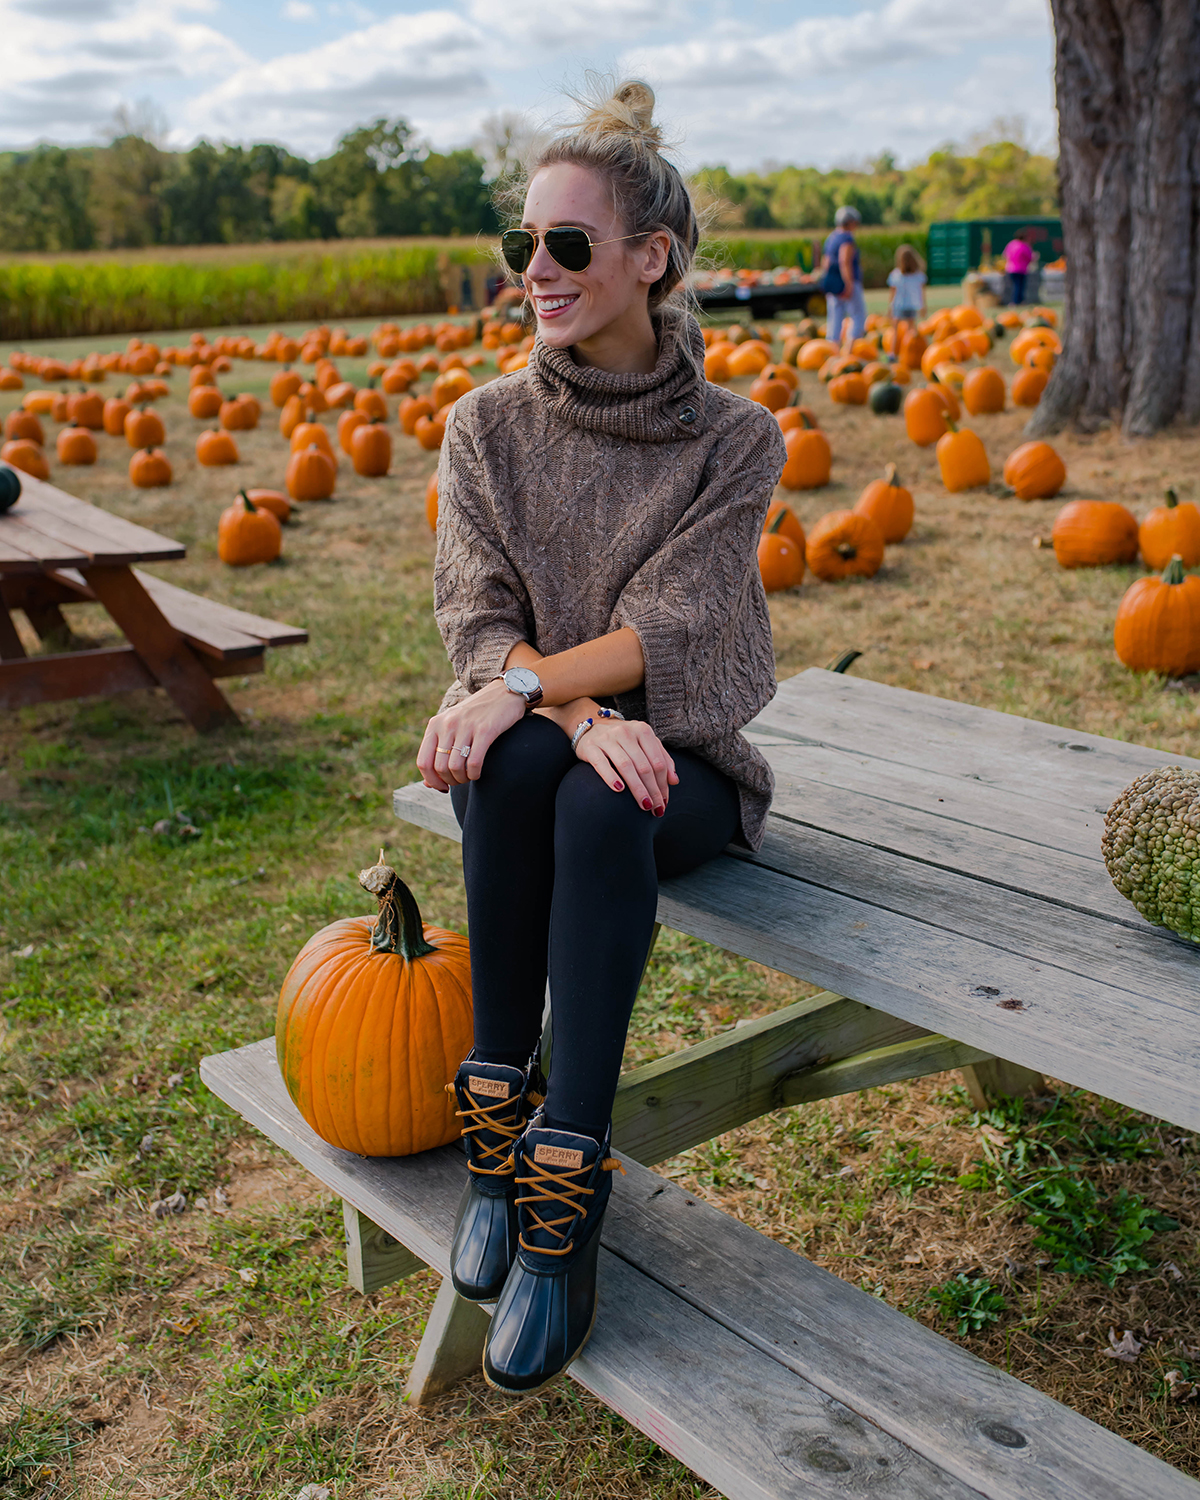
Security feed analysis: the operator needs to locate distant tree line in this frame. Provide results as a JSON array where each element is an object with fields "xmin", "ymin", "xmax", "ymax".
[
  {"xmin": 0, "ymin": 119, "xmax": 499, "ymax": 253},
  {"xmin": 0, "ymin": 119, "xmax": 1058, "ymax": 254},
  {"xmin": 692, "ymin": 139, "xmax": 1058, "ymax": 231}
]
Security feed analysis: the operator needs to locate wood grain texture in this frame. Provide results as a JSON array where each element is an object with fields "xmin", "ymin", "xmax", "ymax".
[
  {"xmin": 0, "ymin": 604, "xmax": 27, "ymax": 661},
  {"xmin": 0, "ymin": 514, "xmax": 92, "ymax": 568},
  {"xmin": 342, "ymin": 1202, "xmax": 423, "ymax": 1295},
  {"xmin": 202, "ymin": 1040, "xmax": 1195, "ymax": 1500},
  {"xmin": 405, "ymin": 1278, "xmax": 489, "ymax": 1406},
  {"xmin": 0, "ymin": 646, "xmax": 157, "ymax": 707},
  {"xmin": 12, "ymin": 474, "xmax": 185, "ymax": 561},
  {"xmin": 960, "ymin": 1060, "xmax": 1046, "ymax": 1110}
]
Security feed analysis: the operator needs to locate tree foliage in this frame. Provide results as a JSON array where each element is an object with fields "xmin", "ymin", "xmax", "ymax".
[
  {"xmin": 0, "ymin": 118, "xmax": 499, "ymax": 252},
  {"xmin": 690, "ymin": 138, "xmax": 1057, "ymax": 231}
]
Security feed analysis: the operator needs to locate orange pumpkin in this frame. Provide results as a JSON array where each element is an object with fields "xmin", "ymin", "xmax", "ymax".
[
  {"xmin": 188, "ymin": 385, "xmax": 223, "ymax": 419},
  {"xmin": 1024, "ymin": 345, "xmax": 1057, "ymax": 374},
  {"xmin": 270, "ymin": 368, "xmax": 303, "ymax": 408},
  {"xmin": 806, "ymin": 511, "xmax": 885, "ymax": 582},
  {"xmin": 399, "ymin": 396, "xmax": 434, "ymax": 435},
  {"xmin": 1012, "ymin": 367, "xmax": 1049, "ymax": 407},
  {"xmin": 904, "ymin": 387, "xmax": 949, "ymax": 447},
  {"xmin": 776, "ymin": 404, "xmax": 820, "ymax": 434},
  {"xmin": 188, "ymin": 364, "xmax": 217, "ymax": 389},
  {"xmin": 290, "ymin": 422, "xmax": 335, "ymax": 462},
  {"xmin": 1052, "ymin": 500, "xmax": 1139, "ymax": 568},
  {"xmin": 323, "ymin": 381, "xmax": 357, "ymax": 409},
  {"xmin": 0, "ymin": 438, "xmax": 48, "ymax": 480},
  {"xmin": 1003, "ymin": 441, "xmax": 1066, "ymax": 501},
  {"xmin": 338, "ymin": 408, "xmax": 369, "ymax": 456},
  {"xmin": 425, "ymin": 473, "xmax": 439, "ymax": 532},
  {"xmin": 125, "ymin": 407, "xmax": 165, "ymax": 450},
  {"xmin": 828, "ymin": 372, "xmax": 869, "ymax": 405},
  {"xmin": 51, "ymin": 392, "xmax": 69, "ymax": 423},
  {"xmin": 761, "ymin": 363, "xmax": 798, "ymax": 392},
  {"xmin": 762, "ymin": 500, "xmax": 806, "ymax": 557},
  {"xmin": 22, "ymin": 390, "xmax": 58, "ymax": 415},
  {"xmin": 220, "ymin": 394, "xmax": 260, "ymax": 431},
  {"xmin": 936, "ymin": 421, "xmax": 991, "ymax": 492},
  {"xmin": 382, "ymin": 363, "xmax": 413, "ymax": 395},
  {"xmin": 351, "ymin": 419, "xmax": 392, "ymax": 477},
  {"xmin": 749, "ymin": 372, "xmax": 791, "ymax": 411},
  {"xmin": 757, "ymin": 506, "xmax": 805, "ymax": 592},
  {"xmin": 66, "ymin": 390, "xmax": 104, "ymax": 429},
  {"xmin": 779, "ymin": 416, "xmax": 831, "ymax": 490},
  {"xmin": 1113, "ymin": 555, "xmax": 1200, "ymax": 676},
  {"xmin": 129, "ymin": 447, "xmax": 172, "ymax": 488},
  {"xmin": 431, "ymin": 369, "xmax": 473, "ymax": 409},
  {"xmin": 275, "ymin": 856, "xmax": 473, "ymax": 1157},
  {"xmin": 354, "ymin": 386, "xmax": 388, "ymax": 421},
  {"xmin": 217, "ymin": 491, "xmax": 281, "ymax": 566},
  {"xmin": 962, "ymin": 366, "xmax": 1006, "ymax": 415},
  {"xmin": 4, "ymin": 409, "xmax": 43, "ymax": 444},
  {"xmin": 727, "ymin": 343, "xmax": 771, "ymax": 378},
  {"xmin": 102, "ymin": 397, "xmax": 133, "ymax": 437},
  {"xmin": 197, "ymin": 428, "xmax": 239, "ymax": 466},
  {"xmin": 240, "ymin": 487, "xmax": 292, "ymax": 523},
  {"xmin": 56, "ymin": 424, "xmax": 97, "ymax": 465},
  {"xmin": 854, "ymin": 464, "xmax": 913, "ymax": 544},
  {"xmin": 1138, "ymin": 489, "xmax": 1200, "ymax": 570},
  {"xmin": 286, "ymin": 443, "xmax": 336, "ymax": 501},
  {"xmin": 797, "ymin": 339, "xmax": 840, "ymax": 372},
  {"xmin": 415, "ymin": 413, "xmax": 446, "ymax": 451}
]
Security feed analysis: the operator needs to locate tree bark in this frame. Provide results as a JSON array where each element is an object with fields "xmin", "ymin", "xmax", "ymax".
[{"xmin": 1030, "ymin": 0, "xmax": 1200, "ymax": 437}]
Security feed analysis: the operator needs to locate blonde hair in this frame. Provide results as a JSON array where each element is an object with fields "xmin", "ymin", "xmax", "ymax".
[
  {"xmin": 498, "ymin": 77, "xmax": 700, "ymax": 311},
  {"xmin": 896, "ymin": 243, "xmax": 926, "ymax": 274}
]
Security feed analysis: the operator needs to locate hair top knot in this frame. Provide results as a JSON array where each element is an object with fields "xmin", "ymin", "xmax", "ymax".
[{"xmin": 575, "ymin": 80, "xmax": 662, "ymax": 151}]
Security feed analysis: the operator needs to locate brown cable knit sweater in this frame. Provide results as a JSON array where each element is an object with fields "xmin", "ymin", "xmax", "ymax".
[{"xmin": 432, "ymin": 310, "xmax": 787, "ymax": 852}]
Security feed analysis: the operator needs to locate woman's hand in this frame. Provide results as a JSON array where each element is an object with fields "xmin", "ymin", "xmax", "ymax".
[
  {"xmin": 417, "ymin": 679, "xmax": 526, "ymax": 791},
  {"xmin": 575, "ymin": 717, "xmax": 679, "ymax": 815}
]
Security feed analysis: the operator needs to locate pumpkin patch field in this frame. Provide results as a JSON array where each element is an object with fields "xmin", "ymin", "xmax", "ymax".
[{"xmin": 0, "ymin": 304, "xmax": 1198, "ymax": 1497}]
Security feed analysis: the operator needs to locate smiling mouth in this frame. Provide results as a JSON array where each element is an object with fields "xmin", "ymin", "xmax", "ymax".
[{"xmin": 535, "ymin": 294, "xmax": 579, "ymax": 316}]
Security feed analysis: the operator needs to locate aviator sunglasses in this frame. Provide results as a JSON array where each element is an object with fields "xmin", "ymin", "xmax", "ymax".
[{"xmin": 501, "ymin": 226, "xmax": 644, "ymax": 275}]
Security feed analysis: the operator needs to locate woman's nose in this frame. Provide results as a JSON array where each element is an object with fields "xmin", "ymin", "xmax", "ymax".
[{"xmin": 525, "ymin": 238, "xmax": 560, "ymax": 281}]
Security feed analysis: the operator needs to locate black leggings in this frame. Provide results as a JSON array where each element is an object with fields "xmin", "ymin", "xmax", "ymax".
[{"xmin": 449, "ymin": 714, "xmax": 740, "ymax": 1140}]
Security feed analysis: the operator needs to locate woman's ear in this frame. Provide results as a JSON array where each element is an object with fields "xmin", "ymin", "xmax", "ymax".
[{"xmin": 636, "ymin": 231, "xmax": 671, "ymax": 286}]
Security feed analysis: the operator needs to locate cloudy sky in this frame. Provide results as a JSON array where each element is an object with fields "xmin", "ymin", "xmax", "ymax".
[{"xmin": 1, "ymin": 0, "xmax": 1056, "ymax": 170}]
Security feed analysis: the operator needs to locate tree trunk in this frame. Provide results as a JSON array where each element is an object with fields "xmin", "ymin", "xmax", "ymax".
[{"xmin": 1030, "ymin": 0, "xmax": 1200, "ymax": 437}]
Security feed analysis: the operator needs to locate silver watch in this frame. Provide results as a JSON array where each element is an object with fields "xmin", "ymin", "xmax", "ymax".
[{"xmin": 499, "ymin": 666, "xmax": 543, "ymax": 710}]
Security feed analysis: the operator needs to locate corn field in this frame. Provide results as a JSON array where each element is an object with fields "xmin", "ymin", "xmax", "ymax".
[{"xmin": 0, "ymin": 244, "xmax": 491, "ymax": 341}]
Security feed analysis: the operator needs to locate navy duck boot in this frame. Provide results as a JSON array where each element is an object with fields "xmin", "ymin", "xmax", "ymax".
[
  {"xmin": 482, "ymin": 1114, "xmax": 624, "ymax": 1395},
  {"xmin": 446, "ymin": 1053, "xmax": 545, "ymax": 1303}
]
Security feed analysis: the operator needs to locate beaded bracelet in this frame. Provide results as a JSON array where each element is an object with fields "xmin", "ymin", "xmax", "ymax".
[{"xmin": 570, "ymin": 706, "xmax": 626, "ymax": 752}]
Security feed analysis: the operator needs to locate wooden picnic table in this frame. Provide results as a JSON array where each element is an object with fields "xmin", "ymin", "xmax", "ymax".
[
  {"xmin": 0, "ymin": 472, "xmax": 306, "ymax": 731},
  {"xmin": 203, "ymin": 667, "xmax": 1200, "ymax": 1500}
]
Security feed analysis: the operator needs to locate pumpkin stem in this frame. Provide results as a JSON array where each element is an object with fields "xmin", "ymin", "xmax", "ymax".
[
  {"xmin": 766, "ymin": 507, "xmax": 788, "ymax": 534},
  {"xmin": 241, "ymin": 491, "xmax": 258, "ymax": 514},
  {"xmin": 885, "ymin": 462, "xmax": 900, "ymax": 488},
  {"xmin": 835, "ymin": 543, "xmax": 858, "ymax": 561},
  {"xmin": 943, "ymin": 417, "xmax": 959, "ymax": 433},
  {"xmin": 1165, "ymin": 487, "xmax": 1178, "ymax": 509},
  {"xmin": 360, "ymin": 854, "xmax": 437, "ymax": 959},
  {"xmin": 1163, "ymin": 554, "xmax": 1186, "ymax": 586}
]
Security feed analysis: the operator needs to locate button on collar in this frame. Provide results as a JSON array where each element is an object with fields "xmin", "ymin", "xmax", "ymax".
[{"xmin": 678, "ymin": 405, "xmax": 697, "ymax": 425}]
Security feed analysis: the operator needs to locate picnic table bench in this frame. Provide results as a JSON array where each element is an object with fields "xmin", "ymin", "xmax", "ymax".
[
  {"xmin": 202, "ymin": 668, "xmax": 1200, "ymax": 1499},
  {"xmin": 0, "ymin": 472, "xmax": 306, "ymax": 731}
]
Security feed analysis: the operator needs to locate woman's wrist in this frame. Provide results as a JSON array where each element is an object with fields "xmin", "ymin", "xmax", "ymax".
[{"xmin": 534, "ymin": 696, "xmax": 602, "ymax": 737}]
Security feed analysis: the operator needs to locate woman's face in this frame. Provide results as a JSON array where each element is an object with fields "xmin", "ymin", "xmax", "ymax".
[{"xmin": 520, "ymin": 163, "xmax": 668, "ymax": 349}]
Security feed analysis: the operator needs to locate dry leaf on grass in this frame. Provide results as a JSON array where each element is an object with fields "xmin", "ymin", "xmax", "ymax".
[
  {"xmin": 150, "ymin": 1192, "xmax": 186, "ymax": 1218},
  {"xmin": 911, "ymin": 658, "xmax": 934, "ymax": 671},
  {"xmin": 1106, "ymin": 1328, "xmax": 1143, "ymax": 1363}
]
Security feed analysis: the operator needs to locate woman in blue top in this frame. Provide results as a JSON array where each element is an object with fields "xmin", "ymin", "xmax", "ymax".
[{"xmin": 822, "ymin": 205, "xmax": 866, "ymax": 343}]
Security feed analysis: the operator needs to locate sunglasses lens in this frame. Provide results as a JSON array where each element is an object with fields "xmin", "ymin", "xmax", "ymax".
[
  {"xmin": 545, "ymin": 228, "xmax": 592, "ymax": 272},
  {"xmin": 501, "ymin": 230, "xmax": 535, "ymax": 273}
]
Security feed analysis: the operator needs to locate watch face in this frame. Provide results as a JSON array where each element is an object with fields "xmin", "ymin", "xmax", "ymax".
[{"xmin": 505, "ymin": 667, "xmax": 540, "ymax": 693}]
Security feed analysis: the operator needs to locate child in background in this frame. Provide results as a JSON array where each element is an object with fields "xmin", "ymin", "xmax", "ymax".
[{"xmin": 887, "ymin": 244, "xmax": 927, "ymax": 324}]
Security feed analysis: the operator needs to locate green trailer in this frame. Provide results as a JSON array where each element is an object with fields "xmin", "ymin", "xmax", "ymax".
[{"xmin": 926, "ymin": 217, "xmax": 1063, "ymax": 285}]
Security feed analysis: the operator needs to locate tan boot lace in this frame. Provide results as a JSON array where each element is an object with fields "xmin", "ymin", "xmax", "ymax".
[
  {"xmin": 515, "ymin": 1154, "xmax": 625, "ymax": 1257},
  {"xmin": 445, "ymin": 1082, "xmax": 544, "ymax": 1178}
]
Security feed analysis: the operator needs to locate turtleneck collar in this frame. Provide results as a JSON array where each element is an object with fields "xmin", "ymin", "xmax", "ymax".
[{"xmin": 528, "ymin": 309, "xmax": 709, "ymax": 444}]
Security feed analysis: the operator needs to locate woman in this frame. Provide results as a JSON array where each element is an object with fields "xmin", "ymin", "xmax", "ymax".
[
  {"xmin": 821, "ymin": 205, "xmax": 866, "ymax": 344},
  {"xmin": 1003, "ymin": 231, "xmax": 1034, "ymax": 306},
  {"xmin": 418, "ymin": 79, "xmax": 785, "ymax": 1396}
]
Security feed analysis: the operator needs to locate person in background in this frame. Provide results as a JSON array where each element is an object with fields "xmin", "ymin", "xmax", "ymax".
[
  {"xmin": 887, "ymin": 243, "xmax": 927, "ymax": 326},
  {"xmin": 821, "ymin": 206, "xmax": 866, "ymax": 344},
  {"xmin": 1003, "ymin": 231, "xmax": 1034, "ymax": 306}
]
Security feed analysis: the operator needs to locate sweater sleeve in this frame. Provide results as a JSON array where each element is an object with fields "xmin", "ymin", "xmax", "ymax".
[
  {"xmin": 432, "ymin": 403, "xmax": 533, "ymax": 693},
  {"xmin": 609, "ymin": 405, "xmax": 786, "ymax": 744}
]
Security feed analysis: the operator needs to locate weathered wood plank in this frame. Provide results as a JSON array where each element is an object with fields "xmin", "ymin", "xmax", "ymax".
[
  {"xmin": 0, "ymin": 604, "xmax": 27, "ymax": 661},
  {"xmin": 959, "ymin": 1059, "xmax": 1047, "ymax": 1110},
  {"xmin": 612, "ymin": 991, "xmax": 935, "ymax": 1165},
  {"xmin": 202, "ymin": 1040, "xmax": 1196, "ymax": 1500},
  {"xmin": 13, "ymin": 475, "xmax": 185, "ymax": 562},
  {"xmin": 0, "ymin": 646, "xmax": 158, "ymax": 706},
  {"xmin": 200, "ymin": 1040, "xmax": 984, "ymax": 1499},
  {"xmin": 741, "ymin": 823, "xmax": 1199, "ymax": 1009},
  {"xmin": 342, "ymin": 1201, "xmax": 424, "ymax": 1294},
  {"xmin": 405, "ymin": 1278, "xmax": 489, "ymax": 1406},
  {"xmin": 132, "ymin": 569, "xmax": 308, "ymax": 650},
  {"xmin": 394, "ymin": 780, "xmax": 1200, "ymax": 1133},
  {"xmin": 780, "ymin": 1031, "xmax": 994, "ymax": 1106},
  {"xmin": 605, "ymin": 1159, "xmax": 1200, "ymax": 1500},
  {"xmin": 0, "ymin": 514, "xmax": 93, "ymax": 569}
]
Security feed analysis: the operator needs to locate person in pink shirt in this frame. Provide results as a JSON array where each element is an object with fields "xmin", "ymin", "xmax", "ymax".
[{"xmin": 1004, "ymin": 233, "xmax": 1034, "ymax": 305}]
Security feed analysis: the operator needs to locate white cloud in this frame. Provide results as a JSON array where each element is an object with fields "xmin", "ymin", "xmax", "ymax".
[
  {"xmin": 181, "ymin": 9, "xmax": 491, "ymax": 154},
  {"xmin": 282, "ymin": 0, "xmax": 316, "ymax": 18},
  {"xmin": 465, "ymin": 0, "xmax": 682, "ymax": 49},
  {"xmin": 0, "ymin": 0, "xmax": 247, "ymax": 144}
]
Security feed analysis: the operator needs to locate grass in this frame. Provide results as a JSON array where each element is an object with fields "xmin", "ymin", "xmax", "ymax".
[{"xmin": 0, "ymin": 309, "xmax": 1197, "ymax": 1493}]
